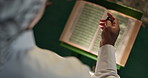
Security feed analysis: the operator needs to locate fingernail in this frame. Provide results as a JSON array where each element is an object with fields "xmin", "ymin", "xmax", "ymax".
[
  {"xmin": 100, "ymin": 27, "xmax": 104, "ymax": 31},
  {"xmin": 99, "ymin": 23, "xmax": 105, "ymax": 26},
  {"xmin": 100, "ymin": 20, "xmax": 106, "ymax": 22},
  {"xmin": 99, "ymin": 25, "xmax": 104, "ymax": 28}
]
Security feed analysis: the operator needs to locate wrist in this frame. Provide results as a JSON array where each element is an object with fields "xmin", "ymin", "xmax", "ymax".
[{"xmin": 100, "ymin": 40, "xmax": 115, "ymax": 47}]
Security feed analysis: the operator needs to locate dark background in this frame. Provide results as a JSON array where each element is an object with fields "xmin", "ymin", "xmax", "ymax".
[{"xmin": 33, "ymin": 0, "xmax": 148, "ymax": 78}]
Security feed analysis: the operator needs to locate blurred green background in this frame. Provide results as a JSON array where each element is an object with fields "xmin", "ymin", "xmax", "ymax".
[{"xmin": 33, "ymin": 0, "xmax": 148, "ymax": 78}]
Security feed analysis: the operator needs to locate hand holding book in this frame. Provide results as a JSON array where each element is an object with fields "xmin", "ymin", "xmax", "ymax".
[{"xmin": 99, "ymin": 13, "xmax": 120, "ymax": 47}]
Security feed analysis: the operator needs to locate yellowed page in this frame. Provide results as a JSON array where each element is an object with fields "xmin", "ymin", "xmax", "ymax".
[
  {"xmin": 108, "ymin": 10, "xmax": 142, "ymax": 66},
  {"xmin": 60, "ymin": 1, "xmax": 107, "ymax": 53}
]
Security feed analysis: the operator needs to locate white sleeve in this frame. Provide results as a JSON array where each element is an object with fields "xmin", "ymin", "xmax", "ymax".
[{"xmin": 91, "ymin": 44, "xmax": 120, "ymax": 78}]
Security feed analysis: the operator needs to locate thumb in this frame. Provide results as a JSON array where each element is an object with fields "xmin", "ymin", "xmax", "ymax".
[{"xmin": 106, "ymin": 20, "xmax": 112, "ymax": 28}]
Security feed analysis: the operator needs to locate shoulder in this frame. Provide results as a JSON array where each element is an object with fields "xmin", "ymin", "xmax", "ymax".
[{"xmin": 22, "ymin": 46, "xmax": 91, "ymax": 78}]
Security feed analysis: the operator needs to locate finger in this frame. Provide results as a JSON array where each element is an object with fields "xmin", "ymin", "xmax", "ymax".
[
  {"xmin": 107, "ymin": 13, "xmax": 115, "ymax": 21},
  {"xmin": 107, "ymin": 13, "xmax": 112, "ymax": 17},
  {"xmin": 100, "ymin": 26, "xmax": 105, "ymax": 31},
  {"xmin": 99, "ymin": 19, "xmax": 106, "ymax": 30},
  {"xmin": 99, "ymin": 23, "xmax": 105, "ymax": 30},
  {"xmin": 100, "ymin": 20, "xmax": 106, "ymax": 22},
  {"xmin": 99, "ymin": 23, "xmax": 105, "ymax": 31},
  {"xmin": 99, "ymin": 23, "xmax": 105, "ymax": 26},
  {"xmin": 106, "ymin": 20, "xmax": 112, "ymax": 27}
]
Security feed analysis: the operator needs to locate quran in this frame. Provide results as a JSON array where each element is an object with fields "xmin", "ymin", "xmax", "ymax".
[{"xmin": 60, "ymin": 0, "xmax": 142, "ymax": 66}]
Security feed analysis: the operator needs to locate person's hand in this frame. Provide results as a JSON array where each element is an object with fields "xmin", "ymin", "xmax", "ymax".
[{"xmin": 99, "ymin": 13, "xmax": 120, "ymax": 47}]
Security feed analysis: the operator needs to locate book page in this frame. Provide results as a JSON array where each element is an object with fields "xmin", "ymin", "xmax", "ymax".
[
  {"xmin": 108, "ymin": 10, "xmax": 142, "ymax": 66},
  {"xmin": 60, "ymin": 1, "xmax": 107, "ymax": 52},
  {"xmin": 90, "ymin": 29, "xmax": 102, "ymax": 54}
]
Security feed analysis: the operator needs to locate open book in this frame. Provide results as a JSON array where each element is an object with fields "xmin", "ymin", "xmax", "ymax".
[{"xmin": 60, "ymin": 0, "xmax": 142, "ymax": 67}]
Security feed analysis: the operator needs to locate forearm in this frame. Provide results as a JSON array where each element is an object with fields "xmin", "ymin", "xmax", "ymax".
[{"xmin": 92, "ymin": 45, "xmax": 120, "ymax": 78}]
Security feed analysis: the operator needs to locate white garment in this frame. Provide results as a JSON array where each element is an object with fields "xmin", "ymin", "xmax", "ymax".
[
  {"xmin": 0, "ymin": 30, "xmax": 120, "ymax": 78},
  {"xmin": 0, "ymin": 0, "xmax": 120, "ymax": 78}
]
